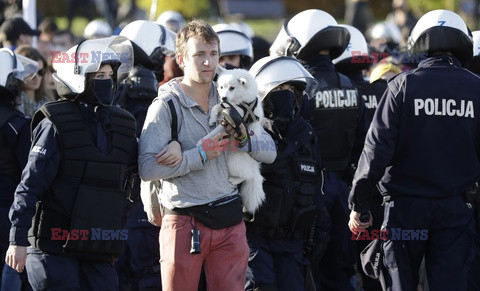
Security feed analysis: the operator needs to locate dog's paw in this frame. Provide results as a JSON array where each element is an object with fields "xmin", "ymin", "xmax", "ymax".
[{"xmin": 229, "ymin": 176, "xmax": 243, "ymax": 185}]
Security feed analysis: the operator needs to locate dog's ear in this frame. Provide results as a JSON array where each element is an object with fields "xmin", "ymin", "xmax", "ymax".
[
  {"xmin": 238, "ymin": 77, "xmax": 248, "ymax": 86},
  {"xmin": 215, "ymin": 65, "xmax": 226, "ymax": 76}
]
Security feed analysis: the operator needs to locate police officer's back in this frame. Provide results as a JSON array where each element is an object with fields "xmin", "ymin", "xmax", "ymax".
[{"xmin": 348, "ymin": 10, "xmax": 480, "ymax": 291}]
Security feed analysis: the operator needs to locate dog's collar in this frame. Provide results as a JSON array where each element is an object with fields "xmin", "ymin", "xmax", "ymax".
[
  {"xmin": 220, "ymin": 100, "xmax": 259, "ymax": 124},
  {"xmin": 238, "ymin": 99, "xmax": 259, "ymax": 124}
]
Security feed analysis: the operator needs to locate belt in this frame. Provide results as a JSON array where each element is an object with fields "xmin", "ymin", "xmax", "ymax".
[{"xmin": 162, "ymin": 194, "xmax": 241, "ymax": 216}]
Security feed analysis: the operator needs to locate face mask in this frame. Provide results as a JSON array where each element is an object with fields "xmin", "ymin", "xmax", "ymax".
[
  {"xmin": 268, "ymin": 89, "xmax": 296, "ymax": 119},
  {"xmin": 92, "ymin": 79, "xmax": 114, "ymax": 105}
]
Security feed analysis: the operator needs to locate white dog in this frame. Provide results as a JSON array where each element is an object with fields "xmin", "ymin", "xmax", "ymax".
[{"xmin": 209, "ymin": 68, "xmax": 265, "ymax": 213}]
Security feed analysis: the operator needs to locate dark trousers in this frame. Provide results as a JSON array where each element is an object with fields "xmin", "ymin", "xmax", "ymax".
[
  {"xmin": 316, "ymin": 172, "xmax": 356, "ymax": 291},
  {"xmin": 26, "ymin": 247, "xmax": 118, "ymax": 291},
  {"xmin": 0, "ymin": 205, "xmax": 32, "ymax": 291},
  {"xmin": 126, "ymin": 224, "xmax": 161, "ymax": 289},
  {"xmin": 381, "ymin": 196, "xmax": 474, "ymax": 291},
  {"xmin": 245, "ymin": 232, "xmax": 308, "ymax": 291}
]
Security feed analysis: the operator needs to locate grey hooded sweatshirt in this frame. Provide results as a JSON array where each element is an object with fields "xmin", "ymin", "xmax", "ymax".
[{"xmin": 138, "ymin": 78, "xmax": 276, "ymax": 210}]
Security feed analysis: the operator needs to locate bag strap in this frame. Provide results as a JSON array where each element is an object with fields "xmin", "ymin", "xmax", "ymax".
[{"xmin": 167, "ymin": 99, "xmax": 180, "ymax": 145}]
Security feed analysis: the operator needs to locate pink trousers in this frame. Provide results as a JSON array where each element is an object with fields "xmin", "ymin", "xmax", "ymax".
[{"xmin": 159, "ymin": 214, "xmax": 249, "ymax": 291}]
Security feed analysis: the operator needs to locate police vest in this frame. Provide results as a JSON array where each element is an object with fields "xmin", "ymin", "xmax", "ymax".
[
  {"xmin": 28, "ymin": 100, "xmax": 136, "ymax": 258},
  {"xmin": 357, "ymin": 79, "xmax": 387, "ymax": 123},
  {"xmin": 0, "ymin": 106, "xmax": 25, "ymax": 179},
  {"xmin": 308, "ymin": 71, "xmax": 361, "ymax": 172},
  {"xmin": 247, "ymin": 131, "xmax": 322, "ymax": 240}
]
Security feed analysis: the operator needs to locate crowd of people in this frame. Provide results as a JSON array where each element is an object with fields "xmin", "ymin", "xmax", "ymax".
[{"xmin": 0, "ymin": 2, "xmax": 479, "ymax": 291}]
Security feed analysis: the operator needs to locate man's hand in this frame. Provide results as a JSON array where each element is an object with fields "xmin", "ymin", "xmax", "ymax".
[
  {"xmin": 203, "ymin": 132, "xmax": 229, "ymax": 160},
  {"xmin": 5, "ymin": 245, "xmax": 27, "ymax": 273},
  {"xmin": 348, "ymin": 210, "xmax": 373, "ymax": 236},
  {"xmin": 155, "ymin": 141, "xmax": 182, "ymax": 167}
]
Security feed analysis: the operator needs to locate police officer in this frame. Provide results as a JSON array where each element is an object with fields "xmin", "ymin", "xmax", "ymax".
[
  {"xmin": 333, "ymin": 25, "xmax": 387, "ymax": 291},
  {"xmin": 0, "ymin": 49, "xmax": 36, "ymax": 291},
  {"xmin": 156, "ymin": 10, "xmax": 185, "ymax": 33},
  {"xmin": 270, "ymin": 9, "xmax": 366, "ymax": 290},
  {"xmin": 5, "ymin": 36, "xmax": 137, "ymax": 290},
  {"xmin": 246, "ymin": 56, "xmax": 329, "ymax": 291},
  {"xmin": 118, "ymin": 20, "xmax": 177, "ymax": 291},
  {"xmin": 334, "ymin": 24, "xmax": 384, "ymax": 123},
  {"xmin": 213, "ymin": 23, "xmax": 254, "ymax": 70},
  {"xmin": 465, "ymin": 29, "xmax": 480, "ymax": 291},
  {"xmin": 348, "ymin": 10, "xmax": 479, "ymax": 290}
]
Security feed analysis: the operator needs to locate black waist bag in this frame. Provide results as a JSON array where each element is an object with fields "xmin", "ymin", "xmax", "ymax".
[{"xmin": 168, "ymin": 195, "xmax": 243, "ymax": 230}]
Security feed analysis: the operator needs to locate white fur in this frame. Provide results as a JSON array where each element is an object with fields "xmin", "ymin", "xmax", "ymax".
[{"xmin": 210, "ymin": 68, "xmax": 266, "ymax": 213}]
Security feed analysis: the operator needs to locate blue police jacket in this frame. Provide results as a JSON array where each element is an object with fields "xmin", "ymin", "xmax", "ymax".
[
  {"xmin": 349, "ymin": 55, "xmax": 480, "ymax": 213},
  {"xmin": 9, "ymin": 103, "xmax": 138, "ymax": 246},
  {"xmin": 0, "ymin": 108, "xmax": 31, "ymax": 206}
]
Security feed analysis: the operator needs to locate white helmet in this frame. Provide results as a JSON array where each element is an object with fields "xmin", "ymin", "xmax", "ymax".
[
  {"xmin": 407, "ymin": 9, "xmax": 473, "ymax": 64},
  {"xmin": 333, "ymin": 24, "xmax": 370, "ymax": 72},
  {"xmin": 120, "ymin": 20, "xmax": 176, "ymax": 70},
  {"xmin": 249, "ymin": 55, "xmax": 316, "ymax": 101},
  {"xmin": 213, "ymin": 23, "xmax": 253, "ymax": 68},
  {"xmin": 269, "ymin": 9, "xmax": 350, "ymax": 61},
  {"xmin": 466, "ymin": 30, "xmax": 480, "ymax": 72},
  {"xmin": 369, "ymin": 22, "xmax": 403, "ymax": 45},
  {"xmin": 0, "ymin": 48, "xmax": 38, "ymax": 92},
  {"xmin": 472, "ymin": 30, "xmax": 480, "ymax": 56},
  {"xmin": 230, "ymin": 21, "xmax": 255, "ymax": 38},
  {"xmin": 52, "ymin": 36, "xmax": 133, "ymax": 97},
  {"xmin": 84, "ymin": 19, "xmax": 113, "ymax": 39},
  {"xmin": 156, "ymin": 10, "xmax": 185, "ymax": 33}
]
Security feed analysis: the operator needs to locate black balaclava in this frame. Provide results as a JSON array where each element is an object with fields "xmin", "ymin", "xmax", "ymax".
[
  {"xmin": 264, "ymin": 89, "xmax": 297, "ymax": 135},
  {"xmin": 91, "ymin": 79, "xmax": 114, "ymax": 105}
]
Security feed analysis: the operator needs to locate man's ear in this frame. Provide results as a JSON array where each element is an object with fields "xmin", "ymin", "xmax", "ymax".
[{"xmin": 176, "ymin": 54, "xmax": 184, "ymax": 69}]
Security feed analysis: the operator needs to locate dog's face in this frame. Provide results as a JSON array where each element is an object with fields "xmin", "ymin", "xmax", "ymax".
[{"xmin": 216, "ymin": 69, "xmax": 258, "ymax": 105}]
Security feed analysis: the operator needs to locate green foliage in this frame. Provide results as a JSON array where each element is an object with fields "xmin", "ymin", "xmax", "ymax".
[
  {"xmin": 407, "ymin": 0, "xmax": 456, "ymax": 14},
  {"xmin": 135, "ymin": 0, "xmax": 210, "ymax": 19},
  {"xmin": 246, "ymin": 19, "xmax": 283, "ymax": 42}
]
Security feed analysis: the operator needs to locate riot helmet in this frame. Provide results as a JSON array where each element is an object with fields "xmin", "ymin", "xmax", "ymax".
[
  {"xmin": 0, "ymin": 48, "xmax": 38, "ymax": 98},
  {"xmin": 213, "ymin": 23, "xmax": 253, "ymax": 69},
  {"xmin": 269, "ymin": 9, "xmax": 350, "ymax": 61},
  {"xmin": 231, "ymin": 21, "xmax": 255, "ymax": 38},
  {"xmin": 156, "ymin": 10, "xmax": 185, "ymax": 33},
  {"xmin": 84, "ymin": 19, "xmax": 113, "ymax": 39},
  {"xmin": 250, "ymin": 55, "xmax": 316, "ymax": 122},
  {"xmin": 333, "ymin": 24, "xmax": 371, "ymax": 73},
  {"xmin": 120, "ymin": 20, "xmax": 176, "ymax": 80},
  {"xmin": 368, "ymin": 21, "xmax": 403, "ymax": 53},
  {"xmin": 123, "ymin": 67, "xmax": 158, "ymax": 100},
  {"xmin": 407, "ymin": 9, "xmax": 473, "ymax": 65},
  {"xmin": 52, "ymin": 36, "xmax": 133, "ymax": 104},
  {"xmin": 466, "ymin": 30, "xmax": 480, "ymax": 73}
]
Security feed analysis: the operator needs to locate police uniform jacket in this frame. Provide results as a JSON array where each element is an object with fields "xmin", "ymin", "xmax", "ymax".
[
  {"xmin": 9, "ymin": 101, "xmax": 138, "ymax": 257},
  {"xmin": 349, "ymin": 55, "xmax": 480, "ymax": 213}
]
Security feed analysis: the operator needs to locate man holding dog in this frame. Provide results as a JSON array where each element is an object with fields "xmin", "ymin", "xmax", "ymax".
[{"xmin": 138, "ymin": 19, "xmax": 275, "ymax": 290}]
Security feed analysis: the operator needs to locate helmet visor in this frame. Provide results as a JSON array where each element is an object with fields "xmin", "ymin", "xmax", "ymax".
[{"xmin": 14, "ymin": 54, "xmax": 39, "ymax": 83}]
